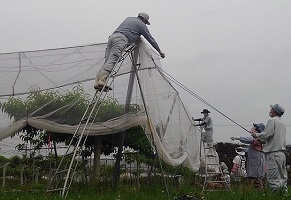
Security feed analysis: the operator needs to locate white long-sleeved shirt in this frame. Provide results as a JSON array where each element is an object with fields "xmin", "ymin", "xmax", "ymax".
[{"xmin": 256, "ymin": 116, "xmax": 286, "ymax": 153}]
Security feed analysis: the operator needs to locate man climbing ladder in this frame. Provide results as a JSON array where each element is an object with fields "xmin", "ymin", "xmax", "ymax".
[
  {"xmin": 193, "ymin": 108, "xmax": 214, "ymax": 155},
  {"xmin": 94, "ymin": 12, "xmax": 165, "ymax": 91}
]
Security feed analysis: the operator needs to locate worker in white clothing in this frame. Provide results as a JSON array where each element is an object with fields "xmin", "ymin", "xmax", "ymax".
[
  {"xmin": 251, "ymin": 104, "xmax": 288, "ymax": 193},
  {"xmin": 193, "ymin": 109, "xmax": 214, "ymax": 155},
  {"xmin": 230, "ymin": 147, "xmax": 247, "ymax": 182}
]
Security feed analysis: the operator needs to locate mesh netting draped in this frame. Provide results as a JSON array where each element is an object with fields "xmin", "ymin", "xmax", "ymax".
[{"xmin": 0, "ymin": 41, "xmax": 200, "ymax": 171}]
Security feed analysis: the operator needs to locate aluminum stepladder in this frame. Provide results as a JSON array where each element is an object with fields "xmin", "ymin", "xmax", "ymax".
[
  {"xmin": 200, "ymin": 138, "xmax": 230, "ymax": 191},
  {"xmin": 202, "ymin": 152, "xmax": 230, "ymax": 192},
  {"xmin": 195, "ymin": 121, "xmax": 230, "ymax": 192},
  {"xmin": 44, "ymin": 44, "xmax": 137, "ymax": 198}
]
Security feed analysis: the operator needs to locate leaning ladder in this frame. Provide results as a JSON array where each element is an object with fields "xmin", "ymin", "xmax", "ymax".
[{"xmin": 45, "ymin": 44, "xmax": 136, "ymax": 198}]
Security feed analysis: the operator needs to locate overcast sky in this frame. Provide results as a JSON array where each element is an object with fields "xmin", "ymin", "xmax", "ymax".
[{"xmin": 1, "ymin": 0, "xmax": 291, "ymax": 144}]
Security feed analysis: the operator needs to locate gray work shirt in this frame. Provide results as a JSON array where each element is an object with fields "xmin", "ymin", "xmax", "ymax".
[
  {"xmin": 202, "ymin": 115, "xmax": 213, "ymax": 131},
  {"xmin": 114, "ymin": 17, "xmax": 161, "ymax": 52},
  {"xmin": 257, "ymin": 116, "xmax": 286, "ymax": 153}
]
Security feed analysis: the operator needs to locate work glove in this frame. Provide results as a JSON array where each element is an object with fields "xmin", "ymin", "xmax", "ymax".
[
  {"xmin": 159, "ymin": 51, "xmax": 165, "ymax": 58},
  {"xmin": 230, "ymin": 137, "xmax": 239, "ymax": 141},
  {"xmin": 192, "ymin": 117, "xmax": 202, "ymax": 121}
]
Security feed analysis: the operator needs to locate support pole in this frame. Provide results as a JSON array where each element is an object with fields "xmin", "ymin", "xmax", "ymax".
[
  {"xmin": 2, "ymin": 162, "xmax": 9, "ymax": 188},
  {"xmin": 113, "ymin": 46, "xmax": 138, "ymax": 189},
  {"xmin": 133, "ymin": 55, "xmax": 169, "ymax": 197}
]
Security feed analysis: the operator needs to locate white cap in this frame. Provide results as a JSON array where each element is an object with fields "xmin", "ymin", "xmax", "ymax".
[{"xmin": 235, "ymin": 147, "xmax": 245, "ymax": 156}]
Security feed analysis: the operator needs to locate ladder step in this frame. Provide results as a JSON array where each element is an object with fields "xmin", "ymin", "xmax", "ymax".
[
  {"xmin": 206, "ymin": 172, "xmax": 223, "ymax": 174},
  {"xmin": 64, "ymin": 152, "xmax": 75, "ymax": 157},
  {"xmin": 55, "ymin": 168, "xmax": 76, "ymax": 175},
  {"xmin": 55, "ymin": 169, "xmax": 69, "ymax": 175},
  {"xmin": 206, "ymin": 154, "xmax": 216, "ymax": 157},
  {"xmin": 81, "ymin": 116, "xmax": 94, "ymax": 123},
  {"xmin": 205, "ymin": 189, "xmax": 230, "ymax": 192},
  {"xmin": 46, "ymin": 187, "xmax": 69, "ymax": 193},
  {"xmin": 89, "ymin": 101, "xmax": 97, "ymax": 106},
  {"xmin": 205, "ymin": 180, "xmax": 228, "ymax": 183}
]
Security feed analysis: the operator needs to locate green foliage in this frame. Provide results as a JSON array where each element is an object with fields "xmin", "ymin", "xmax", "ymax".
[
  {"xmin": 0, "ymin": 85, "xmax": 153, "ymax": 159},
  {"xmin": 125, "ymin": 127, "xmax": 154, "ymax": 163},
  {"xmin": 0, "ymin": 155, "xmax": 9, "ymax": 165}
]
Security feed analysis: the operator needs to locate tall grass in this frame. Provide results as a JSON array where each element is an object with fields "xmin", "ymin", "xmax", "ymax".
[{"xmin": 0, "ymin": 176, "xmax": 289, "ymax": 199}]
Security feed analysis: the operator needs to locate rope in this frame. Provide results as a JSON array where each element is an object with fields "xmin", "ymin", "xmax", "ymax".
[{"xmin": 157, "ymin": 67, "xmax": 250, "ymax": 133}]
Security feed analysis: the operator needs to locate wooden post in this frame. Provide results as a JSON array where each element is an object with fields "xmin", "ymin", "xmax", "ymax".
[
  {"xmin": 2, "ymin": 162, "xmax": 9, "ymax": 188},
  {"xmin": 20, "ymin": 166, "xmax": 24, "ymax": 185},
  {"xmin": 93, "ymin": 135, "xmax": 102, "ymax": 182}
]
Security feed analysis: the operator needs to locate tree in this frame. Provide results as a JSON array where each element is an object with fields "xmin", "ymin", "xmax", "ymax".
[{"xmin": 0, "ymin": 85, "xmax": 153, "ymax": 182}]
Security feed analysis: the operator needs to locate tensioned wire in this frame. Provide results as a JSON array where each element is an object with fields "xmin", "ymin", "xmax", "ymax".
[{"xmin": 157, "ymin": 66, "xmax": 250, "ymax": 133}]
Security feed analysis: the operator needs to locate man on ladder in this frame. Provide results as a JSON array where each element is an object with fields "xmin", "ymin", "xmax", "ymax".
[
  {"xmin": 94, "ymin": 12, "xmax": 165, "ymax": 91},
  {"xmin": 193, "ymin": 108, "xmax": 214, "ymax": 155},
  {"xmin": 193, "ymin": 109, "xmax": 229, "ymax": 191}
]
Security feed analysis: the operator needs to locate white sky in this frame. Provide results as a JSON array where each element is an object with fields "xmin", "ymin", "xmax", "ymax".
[{"xmin": 1, "ymin": 0, "xmax": 291, "ymax": 144}]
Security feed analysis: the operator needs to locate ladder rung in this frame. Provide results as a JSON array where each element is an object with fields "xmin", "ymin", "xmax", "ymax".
[
  {"xmin": 46, "ymin": 187, "xmax": 68, "ymax": 193},
  {"xmin": 64, "ymin": 152, "xmax": 74, "ymax": 157},
  {"xmin": 81, "ymin": 116, "xmax": 94, "ymax": 123},
  {"xmin": 206, "ymin": 163, "xmax": 219, "ymax": 165},
  {"xmin": 206, "ymin": 172, "xmax": 222, "ymax": 174},
  {"xmin": 206, "ymin": 180, "xmax": 228, "ymax": 183},
  {"xmin": 55, "ymin": 169, "xmax": 69, "ymax": 175},
  {"xmin": 89, "ymin": 101, "xmax": 97, "ymax": 106},
  {"xmin": 205, "ymin": 189, "xmax": 230, "ymax": 192}
]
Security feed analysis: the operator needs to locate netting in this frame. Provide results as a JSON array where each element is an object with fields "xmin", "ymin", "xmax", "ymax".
[{"xmin": 0, "ymin": 40, "xmax": 200, "ymax": 171}]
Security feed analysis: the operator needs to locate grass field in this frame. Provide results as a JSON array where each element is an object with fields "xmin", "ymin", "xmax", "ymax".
[{"xmin": 0, "ymin": 178, "xmax": 289, "ymax": 200}]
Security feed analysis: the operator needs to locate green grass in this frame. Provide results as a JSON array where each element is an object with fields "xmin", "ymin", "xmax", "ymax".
[{"xmin": 0, "ymin": 179, "xmax": 289, "ymax": 200}]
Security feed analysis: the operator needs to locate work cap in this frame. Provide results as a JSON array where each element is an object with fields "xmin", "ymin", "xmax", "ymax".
[
  {"xmin": 138, "ymin": 12, "xmax": 150, "ymax": 25},
  {"xmin": 270, "ymin": 104, "xmax": 285, "ymax": 116},
  {"xmin": 253, "ymin": 123, "xmax": 265, "ymax": 133},
  {"xmin": 201, "ymin": 109, "xmax": 210, "ymax": 114},
  {"xmin": 235, "ymin": 147, "xmax": 245, "ymax": 156}
]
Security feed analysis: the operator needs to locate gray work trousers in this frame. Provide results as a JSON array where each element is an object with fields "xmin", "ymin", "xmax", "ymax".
[
  {"xmin": 101, "ymin": 33, "xmax": 129, "ymax": 72},
  {"xmin": 265, "ymin": 151, "xmax": 288, "ymax": 192}
]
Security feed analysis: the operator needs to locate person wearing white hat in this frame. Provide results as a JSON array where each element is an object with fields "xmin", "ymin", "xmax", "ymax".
[
  {"xmin": 193, "ymin": 109, "xmax": 214, "ymax": 155},
  {"xmin": 230, "ymin": 147, "xmax": 247, "ymax": 182},
  {"xmin": 94, "ymin": 12, "xmax": 165, "ymax": 91},
  {"xmin": 231, "ymin": 123, "xmax": 266, "ymax": 191},
  {"xmin": 251, "ymin": 104, "xmax": 287, "ymax": 193}
]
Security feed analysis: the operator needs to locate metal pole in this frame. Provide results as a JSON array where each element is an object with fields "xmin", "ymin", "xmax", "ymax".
[
  {"xmin": 113, "ymin": 46, "xmax": 138, "ymax": 189},
  {"xmin": 133, "ymin": 56, "xmax": 169, "ymax": 197}
]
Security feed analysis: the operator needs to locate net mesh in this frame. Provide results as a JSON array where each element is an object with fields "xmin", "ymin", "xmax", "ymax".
[{"xmin": 0, "ymin": 40, "xmax": 200, "ymax": 171}]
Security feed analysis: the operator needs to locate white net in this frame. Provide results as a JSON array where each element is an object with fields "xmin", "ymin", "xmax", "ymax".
[{"xmin": 0, "ymin": 40, "xmax": 200, "ymax": 171}]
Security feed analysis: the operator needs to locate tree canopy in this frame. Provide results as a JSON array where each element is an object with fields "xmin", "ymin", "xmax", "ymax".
[{"xmin": 0, "ymin": 85, "xmax": 153, "ymax": 159}]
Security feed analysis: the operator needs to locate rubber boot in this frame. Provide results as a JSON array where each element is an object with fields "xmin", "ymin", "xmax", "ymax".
[{"xmin": 94, "ymin": 70, "xmax": 112, "ymax": 91}]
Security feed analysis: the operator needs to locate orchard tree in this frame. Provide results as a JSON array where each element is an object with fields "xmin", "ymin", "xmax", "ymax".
[{"xmin": 0, "ymin": 85, "xmax": 153, "ymax": 181}]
